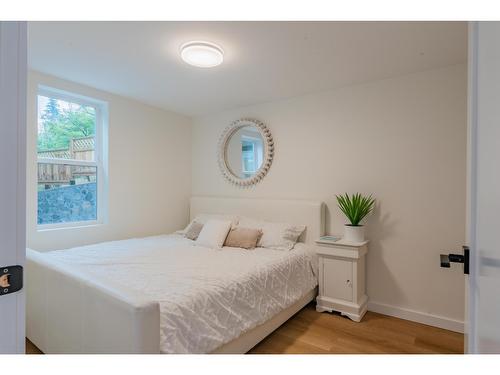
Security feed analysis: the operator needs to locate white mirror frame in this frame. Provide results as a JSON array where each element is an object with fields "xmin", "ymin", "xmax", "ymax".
[{"xmin": 217, "ymin": 118, "xmax": 274, "ymax": 187}]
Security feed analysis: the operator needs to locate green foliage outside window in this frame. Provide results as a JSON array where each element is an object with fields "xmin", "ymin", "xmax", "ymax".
[{"xmin": 37, "ymin": 96, "xmax": 96, "ymax": 152}]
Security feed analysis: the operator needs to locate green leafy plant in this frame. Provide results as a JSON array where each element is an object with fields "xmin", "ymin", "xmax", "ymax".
[{"xmin": 336, "ymin": 193, "xmax": 375, "ymax": 226}]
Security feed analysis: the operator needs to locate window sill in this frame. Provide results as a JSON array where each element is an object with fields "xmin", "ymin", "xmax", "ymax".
[{"xmin": 37, "ymin": 221, "xmax": 105, "ymax": 233}]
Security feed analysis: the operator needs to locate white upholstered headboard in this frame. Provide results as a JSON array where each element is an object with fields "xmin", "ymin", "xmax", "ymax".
[{"xmin": 190, "ymin": 196, "xmax": 325, "ymax": 245}]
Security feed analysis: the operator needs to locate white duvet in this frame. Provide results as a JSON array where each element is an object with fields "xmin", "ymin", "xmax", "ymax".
[{"xmin": 42, "ymin": 234, "xmax": 318, "ymax": 353}]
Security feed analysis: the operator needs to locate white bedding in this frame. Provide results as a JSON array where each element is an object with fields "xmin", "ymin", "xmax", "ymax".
[{"xmin": 41, "ymin": 234, "xmax": 318, "ymax": 353}]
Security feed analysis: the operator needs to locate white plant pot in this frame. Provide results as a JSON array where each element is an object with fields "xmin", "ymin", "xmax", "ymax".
[{"xmin": 343, "ymin": 225, "xmax": 365, "ymax": 243}]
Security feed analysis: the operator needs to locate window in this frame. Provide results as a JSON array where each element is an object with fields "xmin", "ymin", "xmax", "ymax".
[
  {"xmin": 37, "ymin": 87, "xmax": 108, "ymax": 228},
  {"xmin": 241, "ymin": 136, "xmax": 263, "ymax": 178}
]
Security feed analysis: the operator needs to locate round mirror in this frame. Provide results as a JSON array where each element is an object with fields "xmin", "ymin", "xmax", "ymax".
[{"xmin": 218, "ymin": 119, "xmax": 274, "ymax": 187}]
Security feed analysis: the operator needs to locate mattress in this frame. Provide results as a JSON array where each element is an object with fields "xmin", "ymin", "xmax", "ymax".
[{"xmin": 40, "ymin": 234, "xmax": 318, "ymax": 353}]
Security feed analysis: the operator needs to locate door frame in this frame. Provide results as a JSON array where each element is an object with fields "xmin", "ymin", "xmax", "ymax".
[
  {"xmin": 0, "ymin": 21, "xmax": 27, "ymax": 354},
  {"xmin": 466, "ymin": 21, "xmax": 478, "ymax": 354}
]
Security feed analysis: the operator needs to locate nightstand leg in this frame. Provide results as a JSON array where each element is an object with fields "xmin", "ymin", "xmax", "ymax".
[
  {"xmin": 341, "ymin": 305, "xmax": 367, "ymax": 322},
  {"xmin": 315, "ymin": 305, "xmax": 332, "ymax": 313},
  {"xmin": 341, "ymin": 312, "xmax": 362, "ymax": 322}
]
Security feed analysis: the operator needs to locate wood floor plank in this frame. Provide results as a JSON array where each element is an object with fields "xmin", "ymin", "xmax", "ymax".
[{"xmin": 25, "ymin": 303, "xmax": 464, "ymax": 354}]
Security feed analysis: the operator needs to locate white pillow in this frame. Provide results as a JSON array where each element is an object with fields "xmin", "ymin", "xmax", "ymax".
[
  {"xmin": 195, "ymin": 219, "xmax": 233, "ymax": 249},
  {"xmin": 178, "ymin": 214, "xmax": 239, "ymax": 234},
  {"xmin": 237, "ymin": 217, "xmax": 306, "ymax": 251}
]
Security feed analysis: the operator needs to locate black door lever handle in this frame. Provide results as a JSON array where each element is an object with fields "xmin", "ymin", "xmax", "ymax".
[
  {"xmin": 440, "ymin": 246, "xmax": 469, "ymax": 274},
  {"xmin": 440, "ymin": 253, "xmax": 465, "ymax": 268},
  {"xmin": 448, "ymin": 254, "xmax": 465, "ymax": 263}
]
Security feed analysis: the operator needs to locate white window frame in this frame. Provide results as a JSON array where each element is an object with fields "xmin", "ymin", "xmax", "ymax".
[{"xmin": 36, "ymin": 85, "xmax": 108, "ymax": 230}]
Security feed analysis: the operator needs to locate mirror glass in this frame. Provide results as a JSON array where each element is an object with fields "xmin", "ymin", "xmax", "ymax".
[{"xmin": 224, "ymin": 125, "xmax": 264, "ymax": 179}]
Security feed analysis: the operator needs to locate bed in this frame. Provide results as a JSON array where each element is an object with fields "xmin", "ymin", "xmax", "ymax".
[{"xmin": 26, "ymin": 197, "xmax": 325, "ymax": 354}]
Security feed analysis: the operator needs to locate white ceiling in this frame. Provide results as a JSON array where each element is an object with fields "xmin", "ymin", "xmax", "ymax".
[{"xmin": 28, "ymin": 22, "xmax": 467, "ymax": 117}]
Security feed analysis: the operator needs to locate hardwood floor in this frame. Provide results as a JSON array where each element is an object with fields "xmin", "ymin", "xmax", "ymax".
[
  {"xmin": 249, "ymin": 303, "xmax": 464, "ymax": 354},
  {"xmin": 25, "ymin": 303, "xmax": 464, "ymax": 354}
]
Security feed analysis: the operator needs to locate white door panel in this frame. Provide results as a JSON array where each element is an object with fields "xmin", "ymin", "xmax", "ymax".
[
  {"xmin": 0, "ymin": 21, "xmax": 27, "ymax": 354},
  {"xmin": 468, "ymin": 21, "xmax": 500, "ymax": 353}
]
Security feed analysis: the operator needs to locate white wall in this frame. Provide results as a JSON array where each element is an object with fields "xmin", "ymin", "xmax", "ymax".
[
  {"xmin": 27, "ymin": 71, "xmax": 192, "ymax": 251},
  {"xmin": 192, "ymin": 64, "xmax": 467, "ymax": 329}
]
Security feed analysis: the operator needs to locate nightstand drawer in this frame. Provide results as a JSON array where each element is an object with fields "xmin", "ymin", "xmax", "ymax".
[{"xmin": 322, "ymin": 257, "xmax": 353, "ymax": 302}]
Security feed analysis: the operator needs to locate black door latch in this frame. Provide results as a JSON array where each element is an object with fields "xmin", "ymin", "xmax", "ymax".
[
  {"xmin": 440, "ymin": 246, "xmax": 469, "ymax": 274},
  {"xmin": 0, "ymin": 265, "xmax": 23, "ymax": 296}
]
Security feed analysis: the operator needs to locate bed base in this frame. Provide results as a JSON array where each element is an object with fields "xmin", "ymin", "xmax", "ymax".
[{"xmin": 26, "ymin": 248, "xmax": 316, "ymax": 354}]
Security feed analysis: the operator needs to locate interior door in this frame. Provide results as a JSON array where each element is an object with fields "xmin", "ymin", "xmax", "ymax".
[
  {"xmin": 0, "ymin": 21, "xmax": 27, "ymax": 354},
  {"xmin": 467, "ymin": 21, "xmax": 500, "ymax": 353}
]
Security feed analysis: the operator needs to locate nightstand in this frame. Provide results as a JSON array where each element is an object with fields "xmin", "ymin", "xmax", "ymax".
[{"xmin": 315, "ymin": 238, "xmax": 368, "ymax": 322}]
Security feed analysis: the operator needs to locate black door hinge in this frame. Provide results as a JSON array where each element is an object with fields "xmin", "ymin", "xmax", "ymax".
[
  {"xmin": 0, "ymin": 265, "xmax": 23, "ymax": 296},
  {"xmin": 440, "ymin": 246, "xmax": 469, "ymax": 274}
]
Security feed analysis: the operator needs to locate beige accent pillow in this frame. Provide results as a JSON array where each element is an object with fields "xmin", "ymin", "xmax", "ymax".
[
  {"xmin": 184, "ymin": 221, "xmax": 204, "ymax": 240},
  {"xmin": 224, "ymin": 227, "xmax": 263, "ymax": 250},
  {"xmin": 237, "ymin": 217, "xmax": 306, "ymax": 251}
]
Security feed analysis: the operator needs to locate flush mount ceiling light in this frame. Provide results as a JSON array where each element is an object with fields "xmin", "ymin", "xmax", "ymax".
[{"xmin": 180, "ymin": 41, "xmax": 224, "ymax": 68}]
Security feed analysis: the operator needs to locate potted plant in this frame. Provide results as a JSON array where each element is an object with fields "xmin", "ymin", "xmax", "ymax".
[{"xmin": 336, "ymin": 193, "xmax": 375, "ymax": 243}]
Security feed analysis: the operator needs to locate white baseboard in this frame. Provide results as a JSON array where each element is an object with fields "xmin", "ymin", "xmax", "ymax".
[{"xmin": 367, "ymin": 301, "xmax": 464, "ymax": 333}]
